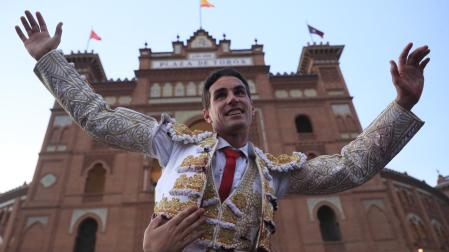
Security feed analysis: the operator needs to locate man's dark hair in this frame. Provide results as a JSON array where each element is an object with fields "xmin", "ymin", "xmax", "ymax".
[{"xmin": 202, "ymin": 68, "xmax": 251, "ymax": 109}]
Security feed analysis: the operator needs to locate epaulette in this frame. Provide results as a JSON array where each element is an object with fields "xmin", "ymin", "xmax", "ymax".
[
  {"xmin": 167, "ymin": 122, "xmax": 213, "ymax": 144},
  {"xmin": 254, "ymin": 147, "xmax": 307, "ymax": 172}
]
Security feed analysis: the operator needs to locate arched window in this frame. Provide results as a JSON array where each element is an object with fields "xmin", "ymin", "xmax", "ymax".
[
  {"xmin": 174, "ymin": 82, "xmax": 185, "ymax": 96},
  {"xmin": 186, "ymin": 82, "xmax": 197, "ymax": 96},
  {"xmin": 409, "ymin": 215, "xmax": 428, "ymax": 242},
  {"xmin": 150, "ymin": 83, "xmax": 161, "ymax": 97},
  {"xmin": 73, "ymin": 218, "xmax": 98, "ymax": 252},
  {"xmin": 317, "ymin": 205, "xmax": 342, "ymax": 241},
  {"xmin": 84, "ymin": 164, "xmax": 106, "ymax": 194},
  {"xmin": 295, "ymin": 115, "xmax": 313, "ymax": 133},
  {"xmin": 162, "ymin": 82, "xmax": 173, "ymax": 97},
  {"xmin": 198, "ymin": 81, "xmax": 204, "ymax": 95}
]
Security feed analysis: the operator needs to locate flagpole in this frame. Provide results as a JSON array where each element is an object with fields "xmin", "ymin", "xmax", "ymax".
[
  {"xmin": 86, "ymin": 37, "xmax": 91, "ymax": 51},
  {"xmin": 86, "ymin": 26, "xmax": 93, "ymax": 51},
  {"xmin": 199, "ymin": 0, "xmax": 202, "ymax": 28},
  {"xmin": 306, "ymin": 21, "xmax": 315, "ymax": 43}
]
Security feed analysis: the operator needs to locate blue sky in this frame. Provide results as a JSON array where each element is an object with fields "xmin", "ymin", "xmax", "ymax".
[{"xmin": 1, "ymin": 0, "xmax": 448, "ymax": 192}]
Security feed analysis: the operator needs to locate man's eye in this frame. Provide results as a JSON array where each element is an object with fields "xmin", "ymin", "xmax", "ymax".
[
  {"xmin": 215, "ymin": 93, "xmax": 226, "ymax": 99},
  {"xmin": 235, "ymin": 89, "xmax": 246, "ymax": 96}
]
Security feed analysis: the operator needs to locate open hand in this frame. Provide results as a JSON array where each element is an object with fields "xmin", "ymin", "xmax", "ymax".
[
  {"xmin": 15, "ymin": 10, "xmax": 62, "ymax": 61},
  {"xmin": 143, "ymin": 207, "xmax": 206, "ymax": 252},
  {"xmin": 390, "ymin": 43, "xmax": 430, "ymax": 110}
]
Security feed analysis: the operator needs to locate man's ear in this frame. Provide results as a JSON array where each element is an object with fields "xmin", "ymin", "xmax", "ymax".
[{"xmin": 203, "ymin": 108, "xmax": 212, "ymax": 124}]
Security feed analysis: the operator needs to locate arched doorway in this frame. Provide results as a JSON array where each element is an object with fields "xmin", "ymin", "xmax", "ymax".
[
  {"xmin": 317, "ymin": 205, "xmax": 342, "ymax": 241},
  {"xmin": 73, "ymin": 218, "xmax": 98, "ymax": 252}
]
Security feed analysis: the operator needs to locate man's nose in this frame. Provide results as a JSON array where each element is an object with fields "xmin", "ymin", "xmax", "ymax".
[{"xmin": 225, "ymin": 92, "xmax": 239, "ymax": 104}]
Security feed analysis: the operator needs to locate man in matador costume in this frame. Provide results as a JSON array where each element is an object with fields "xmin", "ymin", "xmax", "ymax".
[{"xmin": 16, "ymin": 11, "xmax": 430, "ymax": 252}]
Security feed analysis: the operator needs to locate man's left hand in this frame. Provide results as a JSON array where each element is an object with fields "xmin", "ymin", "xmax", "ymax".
[
  {"xmin": 143, "ymin": 207, "xmax": 206, "ymax": 252},
  {"xmin": 390, "ymin": 43, "xmax": 430, "ymax": 111}
]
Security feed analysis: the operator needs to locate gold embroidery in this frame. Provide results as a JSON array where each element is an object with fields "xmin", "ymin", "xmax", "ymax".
[
  {"xmin": 199, "ymin": 223, "xmax": 214, "ymax": 241},
  {"xmin": 180, "ymin": 153, "xmax": 209, "ymax": 168},
  {"xmin": 258, "ymin": 227, "xmax": 271, "ymax": 252},
  {"xmin": 265, "ymin": 153, "xmax": 300, "ymax": 166},
  {"xmin": 204, "ymin": 205, "xmax": 219, "ymax": 218},
  {"xmin": 154, "ymin": 197, "xmax": 197, "ymax": 217},
  {"xmin": 173, "ymin": 174, "xmax": 206, "ymax": 191},
  {"xmin": 203, "ymin": 184, "xmax": 216, "ymax": 200},
  {"xmin": 263, "ymin": 203, "xmax": 273, "ymax": 221},
  {"xmin": 199, "ymin": 136, "xmax": 217, "ymax": 148},
  {"xmin": 232, "ymin": 192, "xmax": 247, "ymax": 210},
  {"xmin": 201, "ymin": 161, "xmax": 220, "ymax": 219},
  {"xmin": 217, "ymin": 228, "xmax": 236, "ymax": 246},
  {"xmin": 263, "ymin": 180, "xmax": 274, "ymax": 196},
  {"xmin": 222, "ymin": 206, "xmax": 238, "ymax": 224},
  {"xmin": 173, "ymin": 123, "xmax": 205, "ymax": 137}
]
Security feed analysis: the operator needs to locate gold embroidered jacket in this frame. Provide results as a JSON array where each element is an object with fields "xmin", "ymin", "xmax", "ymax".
[{"xmin": 34, "ymin": 50, "xmax": 424, "ymax": 251}]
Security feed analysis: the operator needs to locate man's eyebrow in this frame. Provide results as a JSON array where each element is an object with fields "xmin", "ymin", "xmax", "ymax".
[
  {"xmin": 233, "ymin": 85, "xmax": 245, "ymax": 91},
  {"xmin": 212, "ymin": 87, "xmax": 227, "ymax": 95}
]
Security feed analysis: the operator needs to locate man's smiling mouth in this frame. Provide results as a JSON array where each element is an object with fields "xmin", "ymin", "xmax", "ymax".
[{"xmin": 226, "ymin": 108, "xmax": 244, "ymax": 116}]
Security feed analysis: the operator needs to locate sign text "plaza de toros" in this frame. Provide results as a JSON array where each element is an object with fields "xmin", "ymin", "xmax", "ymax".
[{"xmin": 151, "ymin": 52, "xmax": 253, "ymax": 69}]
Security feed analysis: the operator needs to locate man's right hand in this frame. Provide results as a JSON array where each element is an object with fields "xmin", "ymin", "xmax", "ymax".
[
  {"xmin": 15, "ymin": 10, "xmax": 62, "ymax": 61},
  {"xmin": 143, "ymin": 207, "xmax": 207, "ymax": 252}
]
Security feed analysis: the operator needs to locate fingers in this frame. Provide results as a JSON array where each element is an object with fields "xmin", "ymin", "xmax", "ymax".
[
  {"xmin": 147, "ymin": 215, "xmax": 164, "ymax": 230},
  {"xmin": 15, "ymin": 26, "xmax": 27, "ymax": 42},
  {"xmin": 399, "ymin": 42, "xmax": 413, "ymax": 68},
  {"xmin": 390, "ymin": 60, "xmax": 400, "ymax": 85},
  {"xmin": 20, "ymin": 16, "xmax": 32, "ymax": 36},
  {"xmin": 419, "ymin": 58, "xmax": 430, "ymax": 73},
  {"xmin": 407, "ymin": 45, "xmax": 430, "ymax": 66},
  {"xmin": 180, "ymin": 215, "xmax": 207, "ymax": 240},
  {"xmin": 180, "ymin": 228, "xmax": 207, "ymax": 248},
  {"xmin": 177, "ymin": 208, "xmax": 205, "ymax": 232},
  {"xmin": 170, "ymin": 206, "xmax": 198, "ymax": 226},
  {"xmin": 415, "ymin": 47, "xmax": 430, "ymax": 63},
  {"xmin": 36, "ymin": 11, "xmax": 48, "ymax": 32},
  {"xmin": 54, "ymin": 22, "xmax": 63, "ymax": 39},
  {"xmin": 25, "ymin": 10, "xmax": 40, "ymax": 33}
]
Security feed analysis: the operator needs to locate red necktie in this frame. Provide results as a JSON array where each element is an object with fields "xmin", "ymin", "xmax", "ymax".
[{"xmin": 218, "ymin": 147, "xmax": 241, "ymax": 202}]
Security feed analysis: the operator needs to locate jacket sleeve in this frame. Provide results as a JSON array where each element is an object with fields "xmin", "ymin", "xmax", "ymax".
[
  {"xmin": 34, "ymin": 50, "xmax": 159, "ymax": 155},
  {"xmin": 286, "ymin": 101, "xmax": 424, "ymax": 194}
]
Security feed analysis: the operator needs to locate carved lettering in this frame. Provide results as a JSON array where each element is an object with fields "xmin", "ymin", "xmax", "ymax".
[{"xmin": 151, "ymin": 57, "xmax": 253, "ymax": 69}]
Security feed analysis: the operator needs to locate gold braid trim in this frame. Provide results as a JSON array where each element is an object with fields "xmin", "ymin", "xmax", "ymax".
[{"xmin": 154, "ymin": 197, "xmax": 197, "ymax": 218}]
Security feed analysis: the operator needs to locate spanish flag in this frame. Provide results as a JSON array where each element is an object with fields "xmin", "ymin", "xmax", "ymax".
[
  {"xmin": 89, "ymin": 30, "xmax": 102, "ymax": 41},
  {"xmin": 200, "ymin": 0, "xmax": 214, "ymax": 8}
]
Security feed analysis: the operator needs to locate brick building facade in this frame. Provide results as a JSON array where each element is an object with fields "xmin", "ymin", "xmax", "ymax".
[{"xmin": 1, "ymin": 29, "xmax": 448, "ymax": 252}]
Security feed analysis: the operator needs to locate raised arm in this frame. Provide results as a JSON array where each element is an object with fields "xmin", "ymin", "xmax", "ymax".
[
  {"xmin": 16, "ymin": 11, "xmax": 160, "ymax": 155},
  {"xmin": 286, "ymin": 43, "xmax": 429, "ymax": 194}
]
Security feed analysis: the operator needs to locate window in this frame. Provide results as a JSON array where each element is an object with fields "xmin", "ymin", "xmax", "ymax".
[
  {"xmin": 295, "ymin": 115, "xmax": 313, "ymax": 133},
  {"xmin": 174, "ymin": 82, "xmax": 185, "ymax": 96},
  {"xmin": 317, "ymin": 205, "xmax": 342, "ymax": 241},
  {"xmin": 150, "ymin": 83, "xmax": 161, "ymax": 97},
  {"xmin": 73, "ymin": 218, "xmax": 98, "ymax": 252},
  {"xmin": 162, "ymin": 82, "xmax": 173, "ymax": 97},
  {"xmin": 186, "ymin": 82, "xmax": 197, "ymax": 96},
  {"xmin": 84, "ymin": 164, "xmax": 106, "ymax": 194},
  {"xmin": 248, "ymin": 80, "xmax": 256, "ymax": 94}
]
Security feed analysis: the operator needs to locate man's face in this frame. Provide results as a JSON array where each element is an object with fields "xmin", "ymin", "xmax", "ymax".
[{"xmin": 203, "ymin": 76, "xmax": 254, "ymax": 135}]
